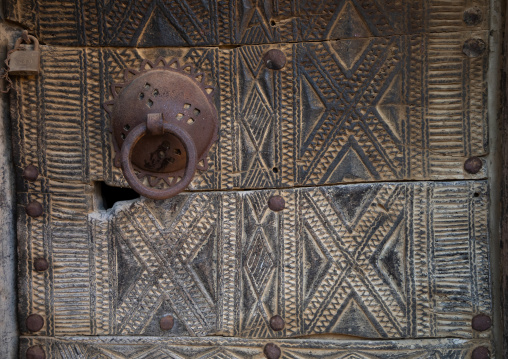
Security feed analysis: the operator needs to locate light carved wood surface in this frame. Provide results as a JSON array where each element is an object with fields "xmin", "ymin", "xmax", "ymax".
[
  {"xmin": 17, "ymin": 182, "xmax": 491, "ymax": 339},
  {"xmin": 11, "ymin": 35, "xmax": 487, "ymax": 191},
  {"xmin": 8, "ymin": 0, "xmax": 494, "ymax": 357}
]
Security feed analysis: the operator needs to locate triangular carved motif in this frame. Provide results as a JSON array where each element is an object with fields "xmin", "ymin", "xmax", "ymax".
[
  {"xmin": 190, "ymin": 229, "xmax": 217, "ymax": 301},
  {"xmin": 377, "ymin": 72, "xmax": 404, "ymax": 140},
  {"xmin": 330, "ymin": 294, "xmax": 381, "ymax": 337},
  {"xmin": 328, "ymin": 184, "xmax": 377, "ymax": 226},
  {"xmin": 116, "ymin": 237, "xmax": 144, "ymax": 305},
  {"xmin": 329, "ymin": 1, "xmax": 372, "ymax": 39},
  {"xmin": 377, "ymin": 221, "xmax": 406, "ymax": 297},
  {"xmin": 331, "ymin": 38, "xmax": 372, "ymax": 72},
  {"xmin": 302, "ymin": 224, "xmax": 333, "ymax": 305},
  {"xmin": 330, "ymin": 147, "xmax": 373, "ymax": 182},
  {"xmin": 136, "ymin": 4, "xmax": 187, "ymax": 46},
  {"xmin": 301, "ymin": 75, "xmax": 327, "ymax": 145}
]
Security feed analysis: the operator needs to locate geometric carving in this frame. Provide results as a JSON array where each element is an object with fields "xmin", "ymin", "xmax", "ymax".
[
  {"xmin": 328, "ymin": 1, "xmax": 372, "ymax": 40},
  {"xmin": 8, "ymin": 0, "xmax": 492, "ymax": 354},
  {"xmin": 10, "ymin": 34, "xmax": 488, "ymax": 191},
  {"xmin": 5, "ymin": 0, "xmax": 489, "ymax": 46},
  {"xmin": 19, "ymin": 336, "xmax": 491, "ymax": 358},
  {"xmin": 15, "ymin": 181, "xmax": 492, "ymax": 339},
  {"xmin": 330, "ymin": 293, "xmax": 382, "ymax": 337}
]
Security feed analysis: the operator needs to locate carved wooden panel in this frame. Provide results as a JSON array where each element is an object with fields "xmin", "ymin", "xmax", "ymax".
[
  {"xmin": 10, "ymin": 34, "xmax": 488, "ymax": 192},
  {"xmin": 19, "ymin": 336, "xmax": 491, "ymax": 359},
  {"xmin": 9, "ymin": 0, "xmax": 494, "ymax": 356},
  {"xmin": 5, "ymin": 0, "xmax": 489, "ymax": 46},
  {"xmin": 16, "ymin": 181, "xmax": 491, "ymax": 339}
]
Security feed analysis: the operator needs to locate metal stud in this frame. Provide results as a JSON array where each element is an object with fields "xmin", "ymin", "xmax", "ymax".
[
  {"xmin": 33, "ymin": 258, "xmax": 49, "ymax": 272},
  {"xmin": 23, "ymin": 165, "xmax": 39, "ymax": 182},
  {"xmin": 26, "ymin": 345, "xmax": 45, "ymax": 359},
  {"xmin": 463, "ymin": 6, "xmax": 483, "ymax": 26},
  {"xmin": 264, "ymin": 343, "xmax": 281, "ymax": 359},
  {"xmin": 464, "ymin": 156, "xmax": 483, "ymax": 174},
  {"xmin": 268, "ymin": 195, "xmax": 285, "ymax": 212},
  {"xmin": 472, "ymin": 314, "xmax": 492, "ymax": 331},
  {"xmin": 159, "ymin": 315, "xmax": 174, "ymax": 331},
  {"xmin": 25, "ymin": 201, "xmax": 43, "ymax": 218},
  {"xmin": 26, "ymin": 314, "xmax": 44, "ymax": 332},
  {"xmin": 463, "ymin": 38, "xmax": 486, "ymax": 58},
  {"xmin": 270, "ymin": 315, "xmax": 285, "ymax": 331},
  {"xmin": 472, "ymin": 346, "xmax": 490, "ymax": 359},
  {"xmin": 263, "ymin": 49, "xmax": 286, "ymax": 70}
]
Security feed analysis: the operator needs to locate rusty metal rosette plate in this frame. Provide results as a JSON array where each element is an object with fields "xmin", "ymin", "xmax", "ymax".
[{"xmin": 103, "ymin": 57, "xmax": 218, "ymax": 200}]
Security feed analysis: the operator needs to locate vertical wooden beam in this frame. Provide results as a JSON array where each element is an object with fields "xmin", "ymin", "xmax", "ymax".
[
  {"xmin": 501, "ymin": 1, "xmax": 508, "ymax": 356},
  {"xmin": 0, "ymin": 22, "xmax": 19, "ymax": 359}
]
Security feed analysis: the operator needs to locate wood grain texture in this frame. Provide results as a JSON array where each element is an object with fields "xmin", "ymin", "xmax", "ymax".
[
  {"xmin": 15, "ymin": 181, "xmax": 491, "ymax": 339},
  {"xmin": 501, "ymin": 1, "xmax": 508, "ymax": 356},
  {"xmin": 18, "ymin": 336, "xmax": 492, "ymax": 358},
  {"xmin": 4, "ymin": 0, "xmax": 490, "ymax": 46},
  {"xmin": 0, "ymin": 24, "xmax": 20, "ymax": 359},
  {"xmin": 10, "ymin": 34, "xmax": 488, "ymax": 191}
]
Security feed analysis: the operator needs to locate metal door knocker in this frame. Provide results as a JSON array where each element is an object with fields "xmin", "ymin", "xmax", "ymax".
[{"xmin": 104, "ymin": 58, "xmax": 218, "ymax": 200}]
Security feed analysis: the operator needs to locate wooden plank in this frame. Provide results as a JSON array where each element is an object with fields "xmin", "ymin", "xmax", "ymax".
[
  {"xmin": 10, "ymin": 35, "xmax": 488, "ymax": 191},
  {"xmin": 16, "ymin": 181, "xmax": 491, "ymax": 339},
  {"xmin": 4, "ymin": 0, "xmax": 489, "ymax": 46},
  {"xmin": 0, "ymin": 24, "xmax": 19, "ymax": 359},
  {"xmin": 501, "ymin": 0, "xmax": 508, "ymax": 356},
  {"xmin": 19, "ymin": 336, "xmax": 492, "ymax": 358}
]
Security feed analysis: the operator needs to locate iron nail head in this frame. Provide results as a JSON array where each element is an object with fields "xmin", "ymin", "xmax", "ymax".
[
  {"xmin": 26, "ymin": 345, "xmax": 45, "ymax": 359},
  {"xmin": 26, "ymin": 201, "xmax": 43, "ymax": 218},
  {"xmin": 268, "ymin": 195, "xmax": 285, "ymax": 212},
  {"xmin": 264, "ymin": 343, "xmax": 281, "ymax": 359}
]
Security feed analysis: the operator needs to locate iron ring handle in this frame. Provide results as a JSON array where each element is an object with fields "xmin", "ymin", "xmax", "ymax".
[{"xmin": 120, "ymin": 122, "xmax": 197, "ymax": 200}]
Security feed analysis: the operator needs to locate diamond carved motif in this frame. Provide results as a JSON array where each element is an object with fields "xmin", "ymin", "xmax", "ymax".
[{"xmin": 245, "ymin": 230, "xmax": 275, "ymax": 293}]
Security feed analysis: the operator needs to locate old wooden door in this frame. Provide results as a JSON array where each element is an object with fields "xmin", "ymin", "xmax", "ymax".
[{"xmin": 5, "ymin": 0, "xmax": 500, "ymax": 358}]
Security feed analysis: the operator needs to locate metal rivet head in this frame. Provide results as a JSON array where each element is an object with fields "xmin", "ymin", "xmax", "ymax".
[
  {"xmin": 26, "ymin": 314, "xmax": 44, "ymax": 332},
  {"xmin": 26, "ymin": 345, "xmax": 45, "ymax": 359},
  {"xmin": 159, "ymin": 315, "xmax": 174, "ymax": 331},
  {"xmin": 23, "ymin": 165, "xmax": 39, "ymax": 182},
  {"xmin": 270, "ymin": 315, "xmax": 285, "ymax": 331},
  {"xmin": 464, "ymin": 156, "xmax": 483, "ymax": 174},
  {"xmin": 472, "ymin": 314, "xmax": 492, "ymax": 331},
  {"xmin": 264, "ymin": 343, "xmax": 281, "ymax": 359},
  {"xmin": 26, "ymin": 201, "xmax": 43, "ymax": 218},
  {"xmin": 463, "ymin": 6, "xmax": 483, "ymax": 26},
  {"xmin": 263, "ymin": 49, "xmax": 286, "ymax": 70},
  {"xmin": 463, "ymin": 38, "xmax": 486, "ymax": 58},
  {"xmin": 472, "ymin": 346, "xmax": 490, "ymax": 359},
  {"xmin": 268, "ymin": 195, "xmax": 285, "ymax": 212},
  {"xmin": 33, "ymin": 258, "xmax": 49, "ymax": 272}
]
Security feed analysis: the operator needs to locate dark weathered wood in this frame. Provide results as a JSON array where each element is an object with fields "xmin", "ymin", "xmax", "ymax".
[
  {"xmin": 0, "ymin": 24, "xmax": 20, "ymax": 359},
  {"xmin": 4, "ymin": 0, "xmax": 490, "ymax": 47},
  {"xmin": 502, "ymin": 2, "xmax": 508, "ymax": 357}
]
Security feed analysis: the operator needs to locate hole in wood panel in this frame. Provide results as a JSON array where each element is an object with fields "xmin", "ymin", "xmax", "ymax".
[{"xmin": 95, "ymin": 182, "xmax": 140, "ymax": 210}]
